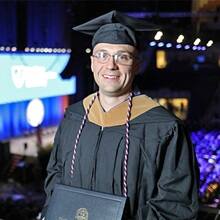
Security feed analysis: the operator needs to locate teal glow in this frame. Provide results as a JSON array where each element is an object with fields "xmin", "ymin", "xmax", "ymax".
[{"xmin": 0, "ymin": 52, "xmax": 76, "ymax": 104}]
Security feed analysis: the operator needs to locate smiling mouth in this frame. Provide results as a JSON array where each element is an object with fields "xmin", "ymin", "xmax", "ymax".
[{"xmin": 103, "ymin": 74, "xmax": 119, "ymax": 79}]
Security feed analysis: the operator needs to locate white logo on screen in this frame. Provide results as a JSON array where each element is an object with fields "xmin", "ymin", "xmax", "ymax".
[
  {"xmin": 11, "ymin": 65, "xmax": 57, "ymax": 89},
  {"xmin": 11, "ymin": 66, "xmax": 25, "ymax": 88}
]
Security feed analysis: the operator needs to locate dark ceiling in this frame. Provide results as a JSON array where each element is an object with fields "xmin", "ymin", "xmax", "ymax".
[{"xmin": 68, "ymin": 0, "xmax": 220, "ymax": 44}]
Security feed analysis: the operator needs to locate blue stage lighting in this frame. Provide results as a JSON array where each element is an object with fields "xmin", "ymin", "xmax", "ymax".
[
  {"xmin": 149, "ymin": 41, "xmax": 156, "ymax": 47},
  {"xmin": 176, "ymin": 44, "xmax": 182, "ymax": 49},
  {"xmin": 184, "ymin": 45, "xmax": 190, "ymax": 50},
  {"xmin": 166, "ymin": 43, "xmax": 172, "ymax": 48},
  {"xmin": 158, "ymin": 42, "xmax": 164, "ymax": 47}
]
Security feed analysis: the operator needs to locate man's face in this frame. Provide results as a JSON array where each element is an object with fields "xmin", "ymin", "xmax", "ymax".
[{"xmin": 91, "ymin": 43, "xmax": 139, "ymax": 97}]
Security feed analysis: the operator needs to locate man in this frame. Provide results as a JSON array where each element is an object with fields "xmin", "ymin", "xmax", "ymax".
[{"xmin": 42, "ymin": 11, "xmax": 199, "ymax": 219}]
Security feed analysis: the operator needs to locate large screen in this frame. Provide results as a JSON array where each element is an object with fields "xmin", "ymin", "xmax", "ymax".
[{"xmin": 0, "ymin": 52, "xmax": 76, "ymax": 104}]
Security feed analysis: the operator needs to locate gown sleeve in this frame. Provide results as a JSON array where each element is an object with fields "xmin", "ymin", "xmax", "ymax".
[
  {"xmin": 41, "ymin": 125, "xmax": 63, "ymax": 218},
  {"xmin": 139, "ymin": 121, "xmax": 199, "ymax": 220}
]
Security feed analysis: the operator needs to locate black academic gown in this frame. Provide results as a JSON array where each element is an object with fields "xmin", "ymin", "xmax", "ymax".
[{"xmin": 42, "ymin": 95, "xmax": 199, "ymax": 220}]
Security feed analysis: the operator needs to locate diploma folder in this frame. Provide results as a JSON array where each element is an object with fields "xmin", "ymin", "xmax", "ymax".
[{"xmin": 45, "ymin": 184, "xmax": 126, "ymax": 220}]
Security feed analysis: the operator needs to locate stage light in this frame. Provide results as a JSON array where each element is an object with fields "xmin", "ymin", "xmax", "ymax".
[
  {"xmin": 30, "ymin": 47, "xmax": 35, "ymax": 52},
  {"xmin": 194, "ymin": 38, "xmax": 201, "ymax": 45},
  {"xmin": 201, "ymin": 46, "xmax": 206, "ymax": 51},
  {"xmin": 154, "ymin": 31, "xmax": 163, "ymax": 40},
  {"xmin": 158, "ymin": 42, "xmax": 164, "ymax": 47},
  {"xmin": 67, "ymin": 49, "xmax": 72, "ymax": 53},
  {"xmin": 26, "ymin": 98, "xmax": 45, "ymax": 127},
  {"xmin": 207, "ymin": 40, "xmax": 213, "ymax": 47},
  {"xmin": 177, "ymin": 34, "xmax": 184, "ymax": 43},
  {"xmin": 85, "ymin": 48, "xmax": 91, "ymax": 53},
  {"xmin": 192, "ymin": 46, "xmax": 197, "ymax": 50},
  {"xmin": 184, "ymin": 45, "xmax": 190, "ymax": 50},
  {"xmin": 44, "ymin": 48, "xmax": 49, "ymax": 53},
  {"xmin": 197, "ymin": 55, "xmax": 205, "ymax": 63},
  {"xmin": 176, "ymin": 44, "xmax": 182, "ymax": 49},
  {"xmin": 149, "ymin": 41, "xmax": 156, "ymax": 46},
  {"xmin": 166, "ymin": 43, "xmax": 172, "ymax": 48},
  {"xmin": 11, "ymin": 47, "xmax": 17, "ymax": 52},
  {"xmin": 156, "ymin": 50, "xmax": 167, "ymax": 69},
  {"xmin": 0, "ymin": 46, "xmax": 71, "ymax": 54}
]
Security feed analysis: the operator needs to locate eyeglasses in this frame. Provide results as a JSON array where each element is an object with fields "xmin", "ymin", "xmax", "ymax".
[{"xmin": 92, "ymin": 50, "xmax": 137, "ymax": 66}]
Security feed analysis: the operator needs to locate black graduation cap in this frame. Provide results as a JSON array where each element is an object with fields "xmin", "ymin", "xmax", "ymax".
[{"xmin": 73, "ymin": 10, "xmax": 159, "ymax": 48}]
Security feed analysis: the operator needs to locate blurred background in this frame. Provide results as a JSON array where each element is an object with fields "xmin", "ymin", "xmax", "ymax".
[{"xmin": 0, "ymin": 0, "xmax": 219, "ymax": 219}]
